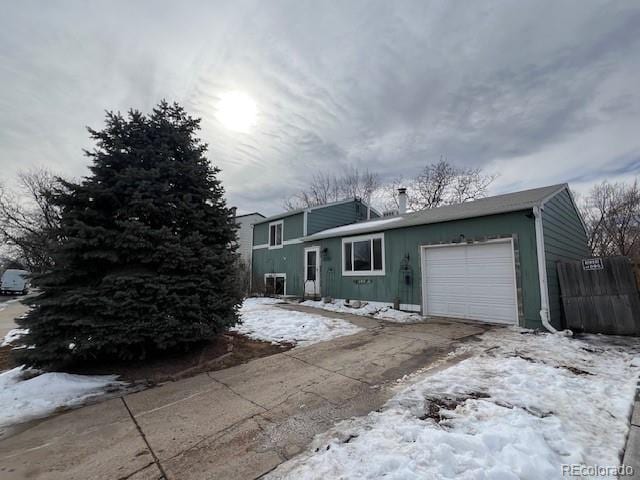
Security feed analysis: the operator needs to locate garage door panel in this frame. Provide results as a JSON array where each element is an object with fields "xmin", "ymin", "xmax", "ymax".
[
  {"xmin": 423, "ymin": 242, "xmax": 517, "ymax": 324},
  {"xmin": 466, "ymin": 284, "xmax": 514, "ymax": 297},
  {"xmin": 428, "ymin": 300, "xmax": 468, "ymax": 318},
  {"xmin": 468, "ymin": 304, "xmax": 514, "ymax": 324}
]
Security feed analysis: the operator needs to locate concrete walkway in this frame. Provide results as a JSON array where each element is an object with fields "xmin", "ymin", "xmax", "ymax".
[
  {"xmin": 0, "ymin": 296, "xmax": 29, "ymax": 339},
  {"xmin": 0, "ymin": 305, "xmax": 489, "ymax": 480}
]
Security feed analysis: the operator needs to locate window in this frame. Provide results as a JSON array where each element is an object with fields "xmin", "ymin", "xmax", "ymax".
[
  {"xmin": 306, "ymin": 250, "xmax": 317, "ymax": 281},
  {"xmin": 269, "ymin": 221, "xmax": 283, "ymax": 248},
  {"xmin": 342, "ymin": 234, "xmax": 385, "ymax": 276},
  {"xmin": 265, "ymin": 274, "xmax": 286, "ymax": 295}
]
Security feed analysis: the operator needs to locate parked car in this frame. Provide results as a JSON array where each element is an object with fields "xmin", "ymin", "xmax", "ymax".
[{"xmin": 0, "ymin": 269, "xmax": 30, "ymax": 295}]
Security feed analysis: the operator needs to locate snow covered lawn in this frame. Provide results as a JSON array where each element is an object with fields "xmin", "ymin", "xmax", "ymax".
[
  {"xmin": 1, "ymin": 328, "xmax": 125, "ymax": 436},
  {"xmin": 1, "ymin": 327, "xmax": 29, "ymax": 347},
  {"xmin": 231, "ymin": 297, "xmax": 363, "ymax": 346},
  {"xmin": 301, "ymin": 299, "xmax": 423, "ymax": 323},
  {"xmin": 0, "ymin": 367, "xmax": 124, "ymax": 437},
  {"xmin": 267, "ymin": 329, "xmax": 640, "ymax": 479}
]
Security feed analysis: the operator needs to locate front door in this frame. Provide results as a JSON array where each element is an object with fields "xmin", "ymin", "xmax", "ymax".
[{"xmin": 304, "ymin": 247, "xmax": 321, "ymax": 297}]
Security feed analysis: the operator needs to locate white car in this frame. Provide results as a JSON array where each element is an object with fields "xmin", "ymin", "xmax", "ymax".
[{"xmin": 0, "ymin": 269, "xmax": 30, "ymax": 295}]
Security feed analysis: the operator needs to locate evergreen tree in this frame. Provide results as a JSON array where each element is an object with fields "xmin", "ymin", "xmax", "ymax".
[{"xmin": 14, "ymin": 101, "xmax": 243, "ymax": 368}]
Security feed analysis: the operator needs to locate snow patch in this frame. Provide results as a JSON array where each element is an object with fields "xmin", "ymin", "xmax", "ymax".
[
  {"xmin": 0, "ymin": 366, "xmax": 125, "ymax": 436},
  {"xmin": 301, "ymin": 299, "xmax": 423, "ymax": 323},
  {"xmin": 267, "ymin": 329, "xmax": 640, "ymax": 479},
  {"xmin": 2, "ymin": 328, "xmax": 29, "ymax": 347},
  {"xmin": 231, "ymin": 298, "xmax": 363, "ymax": 346}
]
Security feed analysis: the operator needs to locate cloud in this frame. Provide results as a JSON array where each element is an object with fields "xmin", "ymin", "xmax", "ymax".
[{"xmin": 1, "ymin": 0, "xmax": 639, "ymax": 215}]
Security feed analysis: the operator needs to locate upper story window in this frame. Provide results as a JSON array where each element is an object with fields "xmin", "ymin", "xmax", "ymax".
[
  {"xmin": 269, "ymin": 220, "xmax": 283, "ymax": 249},
  {"xmin": 342, "ymin": 233, "xmax": 385, "ymax": 276}
]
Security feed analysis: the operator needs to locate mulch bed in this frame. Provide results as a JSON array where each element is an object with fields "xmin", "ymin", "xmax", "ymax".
[
  {"xmin": 0, "ymin": 345, "xmax": 13, "ymax": 372},
  {"xmin": 0, "ymin": 333, "xmax": 293, "ymax": 386},
  {"xmin": 67, "ymin": 332, "xmax": 293, "ymax": 385}
]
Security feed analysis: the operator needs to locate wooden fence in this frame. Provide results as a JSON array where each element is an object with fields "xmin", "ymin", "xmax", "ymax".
[
  {"xmin": 632, "ymin": 257, "xmax": 640, "ymax": 291},
  {"xmin": 557, "ymin": 256, "xmax": 640, "ymax": 336}
]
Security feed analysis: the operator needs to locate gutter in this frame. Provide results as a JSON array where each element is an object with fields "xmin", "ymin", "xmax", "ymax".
[{"xmin": 533, "ymin": 206, "xmax": 557, "ymax": 333}]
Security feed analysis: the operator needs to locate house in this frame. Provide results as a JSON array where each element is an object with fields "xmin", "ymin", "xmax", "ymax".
[
  {"xmin": 251, "ymin": 184, "xmax": 589, "ymax": 330},
  {"xmin": 234, "ymin": 212, "xmax": 265, "ymax": 266},
  {"xmin": 251, "ymin": 199, "xmax": 380, "ymax": 296}
]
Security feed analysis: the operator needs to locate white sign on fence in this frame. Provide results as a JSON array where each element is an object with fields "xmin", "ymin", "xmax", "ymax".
[{"xmin": 582, "ymin": 258, "xmax": 604, "ymax": 271}]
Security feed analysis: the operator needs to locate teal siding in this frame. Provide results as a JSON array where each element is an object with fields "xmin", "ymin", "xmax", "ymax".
[
  {"xmin": 253, "ymin": 222, "xmax": 268, "ymax": 245},
  {"xmin": 307, "ymin": 200, "xmax": 369, "ymax": 235},
  {"xmin": 311, "ymin": 210, "xmax": 542, "ymax": 328},
  {"xmin": 542, "ymin": 189, "xmax": 589, "ymax": 328},
  {"xmin": 251, "ymin": 244, "xmax": 305, "ymax": 296},
  {"xmin": 252, "ymin": 213, "xmax": 304, "ymax": 245},
  {"xmin": 284, "ymin": 213, "xmax": 304, "ymax": 241}
]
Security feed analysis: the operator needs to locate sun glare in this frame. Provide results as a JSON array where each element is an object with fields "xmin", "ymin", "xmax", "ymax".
[{"xmin": 215, "ymin": 91, "xmax": 258, "ymax": 133}]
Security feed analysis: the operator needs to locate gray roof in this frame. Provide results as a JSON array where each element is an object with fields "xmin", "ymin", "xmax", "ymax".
[
  {"xmin": 305, "ymin": 183, "xmax": 568, "ymax": 240},
  {"xmin": 254, "ymin": 198, "xmax": 381, "ymax": 225},
  {"xmin": 235, "ymin": 212, "xmax": 265, "ymax": 219}
]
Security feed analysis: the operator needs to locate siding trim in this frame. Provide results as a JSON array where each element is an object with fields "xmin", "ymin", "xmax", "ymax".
[
  {"xmin": 303, "ymin": 210, "xmax": 308, "ymax": 236},
  {"xmin": 283, "ymin": 239, "xmax": 304, "ymax": 245}
]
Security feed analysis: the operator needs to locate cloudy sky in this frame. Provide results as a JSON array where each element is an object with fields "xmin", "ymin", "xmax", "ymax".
[{"xmin": 1, "ymin": 0, "xmax": 639, "ymax": 215}]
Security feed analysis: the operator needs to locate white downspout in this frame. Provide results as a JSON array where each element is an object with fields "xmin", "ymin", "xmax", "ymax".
[{"xmin": 533, "ymin": 206, "xmax": 556, "ymax": 333}]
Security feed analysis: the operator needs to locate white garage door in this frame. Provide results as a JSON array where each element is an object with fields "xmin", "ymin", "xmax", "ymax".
[{"xmin": 422, "ymin": 241, "xmax": 518, "ymax": 324}]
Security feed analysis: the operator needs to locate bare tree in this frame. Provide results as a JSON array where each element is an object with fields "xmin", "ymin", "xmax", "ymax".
[
  {"xmin": 0, "ymin": 168, "xmax": 65, "ymax": 272},
  {"xmin": 380, "ymin": 159, "xmax": 496, "ymax": 212},
  {"xmin": 579, "ymin": 179, "xmax": 640, "ymax": 257},
  {"xmin": 284, "ymin": 167, "xmax": 380, "ymax": 210}
]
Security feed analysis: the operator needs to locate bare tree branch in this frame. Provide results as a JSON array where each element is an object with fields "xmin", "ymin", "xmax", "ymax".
[
  {"xmin": 284, "ymin": 168, "xmax": 379, "ymax": 210},
  {"xmin": 578, "ymin": 179, "xmax": 640, "ymax": 257},
  {"xmin": 0, "ymin": 168, "xmax": 65, "ymax": 272}
]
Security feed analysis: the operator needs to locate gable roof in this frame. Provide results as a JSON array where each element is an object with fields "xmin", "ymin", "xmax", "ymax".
[
  {"xmin": 235, "ymin": 212, "xmax": 265, "ymax": 219},
  {"xmin": 305, "ymin": 183, "xmax": 568, "ymax": 240},
  {"xmin": 254, "ymin": 198, "xmax": 381, "ymax": 225}
]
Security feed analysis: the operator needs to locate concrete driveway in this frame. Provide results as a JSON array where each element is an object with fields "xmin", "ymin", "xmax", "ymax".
[
  {"xmin": 0, "ymin": 296, "xmax": 29, "ymax": 339},
  {"xmin": 0, "ymin": 305, "xmax": 491, "ymax": 480}
]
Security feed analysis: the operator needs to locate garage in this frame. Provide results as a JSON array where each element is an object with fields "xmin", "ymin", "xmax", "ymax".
[{"xmin": 421, "ymin": 240, "xmax": 518, "ymax": 324}]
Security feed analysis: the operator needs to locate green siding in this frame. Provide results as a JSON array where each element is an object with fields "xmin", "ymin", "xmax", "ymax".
[
  {"xmin": 307, "ymin": 200, "xmax": 369, "ymax": 235},
  {"xmin": 252, "ymin": 213, "xmax": 304, "ymax": 245},
  {"xmin": 253, "ymin": 222, "xmax": 268, "ymax": 245},
  {"xmin": 284, "ymin": 213, "xmax": 304, "ymax": 241},
  {"xmin": 542, "ymin": 189, "xmax": 589, "ymax": 328},
  {"xmin": 251, "ymin": 243, "xmax": 305, "ymax": 296}
]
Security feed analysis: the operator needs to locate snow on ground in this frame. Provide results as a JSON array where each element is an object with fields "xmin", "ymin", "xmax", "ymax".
[
  {"xmin": 231, "ymin": 297, "xmax": 363, "ymax": 346},
  {"xmin": 0, "ymin": 366, "xmax": 125, "ymax": 437},
  {"xmin": 2, "ymin": 327, "xmax": 29, "ymax": 347},
  {"xmin": 301, "ymin": 299, "xmax": 423, "ymax": 323},
  {"xmin": 267, "ymin": 329, "xmax": 640, "ymax": 479}
]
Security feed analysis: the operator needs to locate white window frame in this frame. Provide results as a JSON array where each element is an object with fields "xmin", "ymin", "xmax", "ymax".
[
  {"xmin": 268, "ymin": 220, "xmax": 284, "ymax": 249},
  {"xmin": 264, "ymin": 273, "xmax": 287, "ymax": 296},
  {"xmin": 341, "ymin": 233, "xmax": 385, "ymax": 276}
]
